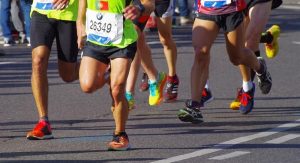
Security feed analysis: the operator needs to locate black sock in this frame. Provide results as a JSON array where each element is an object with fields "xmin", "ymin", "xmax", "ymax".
[
  {"xmin": 260, "ymin": 32, "xmax": 273, "ymax": 44},
  {"xmin": 40, "ymin": 116, "xmax": 49, "ymax": 122}
]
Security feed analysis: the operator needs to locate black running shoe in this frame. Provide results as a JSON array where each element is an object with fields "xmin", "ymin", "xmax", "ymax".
[
  {"xmin": 256, "ymin": 57, "xmax": 272, "ymax": 94},
  {"xmin": 177, "ymin": 100, "xmax": 203, "ymax": 124}
]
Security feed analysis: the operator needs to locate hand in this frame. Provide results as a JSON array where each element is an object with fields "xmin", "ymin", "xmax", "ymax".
[
  {"xmin": 52, "ymin": 0, "xmax": 69, "ymax": 10},
  {"xmin": 76, "ymin": 22, "xmax": 87, "ymax": 49},
  {"xmin": 123, "ymin": 5, "xmax": 141, "ymax": 20}
]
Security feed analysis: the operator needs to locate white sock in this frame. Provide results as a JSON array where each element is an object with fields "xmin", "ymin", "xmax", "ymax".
[
  {"xmin": 242, "ymin": 81, "xmax": 253, "ymax": 92},
  {"xmin": 205, "ymin": 80, "xmax": 209, "ymax": 89}
]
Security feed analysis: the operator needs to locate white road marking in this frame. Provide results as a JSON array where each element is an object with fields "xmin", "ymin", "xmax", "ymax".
[
  {"xmin": 265, "ymin": 134, "xmax": 300, "ymax": 144},
  {"xmin": 209, "ymin": 151, "xmax": 250, "ymax": 160},
  {"xmin": 292, "ymin": 41, "xmax": 300, "ymax": 45},
  {"xmin": 0, "ymin": 62, "xmax": 18, "ymax": 65},
  {"xmin": 147, "ymin": 40, "xmax": 191, "ymax": 45},
  {"xmin": 151, "ymin": 118, "xmax": 300, "ymax": 163},
  {"xmin": 280, "ymin": 5, "xmax": 300, "ymax": 10}
]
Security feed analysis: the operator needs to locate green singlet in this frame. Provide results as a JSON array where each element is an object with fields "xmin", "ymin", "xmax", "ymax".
[
  {"xmin": 31, "ymin": 0, "xmax": 78, "ymax": 21},
  {"xmin": 86, "ymin": 0, "xmax": 138, "ymax": 48}
]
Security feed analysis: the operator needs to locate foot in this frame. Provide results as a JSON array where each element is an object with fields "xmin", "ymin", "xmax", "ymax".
[
  {"xmin": 148, "ymin": 72, "xmax": 167, "ymax": 106},
  {"xmin": 163, "ymin": 75, "xmax": 179, "ymax": 102},
  {"xmin": 178, "ymin": 100, "xmax": 203, "ymax": 124},
  {"xmin": 239, "ymin": 85, "xmax": 255, "ymax": 115},
  {"xmin": 26, "ymin": 120, "xmax": 53, "ymax": 140},
  {"xmin": 229, "ymin": 87, "xmax": 242, "ymax": 110},
  {"xmin": 265, "ymin": 25, "xmax": 280, "ymax": 59},
  {"xmin": 200, "ymin": 88, "xmax": 214, "ymax": 106},
  {"xmin": 125, "ymin": 92, "xmax": 136, "ymax": 110},
  {"xmin": 139, "ymin": 73, "xmax": 149, "ymax": 92},
  {"xmin": 256, "ymin": 57, "xmax": 272, "ymax": 94},
  {"xmin": 108, "ymin": 132, "xmax": 130, "ymax": 151}
]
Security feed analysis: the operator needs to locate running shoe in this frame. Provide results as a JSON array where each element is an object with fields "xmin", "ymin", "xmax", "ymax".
[
  {"xmin": 26, "ymin": 120, "xmax": 53, "ymax": 140},
  {"xmin": 177, "ymin": 100, "xmax": 203, "ymax": 124},
  {"xmin": 139, "ymin": 73, "xmax": 149, "ymax": 92},
  {"xmin": 108, "ymin": 132, "xmax": 130, "ymax": 151},
  {"xmin": 163, "ymin": 75, "xmax": 179, "ymax": 102},
  {"xmin": 200, "ymin": 88, "xmax": 214, "ymax": 106},
  {"xmin": 256, "ymin": 57, "xmax": 272, "ymax": 94},
  {"xmin": 148, "ymin": 72, "xmax": 167, "ymax": 106},
  {"xmin": 265, "ymin": 25, "xmax": 280, "ymax": 59},
  {"xmin": 3, "ymin": 38, "xmax": 15, "ymax": 47},
  {"xmin": 239, "ymin": 85, "xmax": 255, "ymax": 115},
  {"xmin": 229, "ymin": 87, "xmax": 242, "ymax": 110},
  {"xmin": 125, "ymin": 92, "xmax": 136, "ymax": 110}
]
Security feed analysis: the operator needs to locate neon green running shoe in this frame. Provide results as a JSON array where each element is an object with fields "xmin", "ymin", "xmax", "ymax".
[{"xmin": 125, "ymin": 92, "xmax": 136, "ymax": 110}]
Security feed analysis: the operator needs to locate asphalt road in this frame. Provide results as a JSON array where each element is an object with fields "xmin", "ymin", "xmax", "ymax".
[{"xmin": 1, "ymin": 6, "xmax": 300, "ymax": 163}]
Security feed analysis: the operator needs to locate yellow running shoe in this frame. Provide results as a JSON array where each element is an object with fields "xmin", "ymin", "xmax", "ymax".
[
  {"xmin": 229, "ymin": 88, "xmax": 242, "ymax": 110},
  {"xmin": 265, "ymin": 25, "xmax": 280, "ymax": 59},
  {"xmin": 149, "ymin": 72, "xmax": 167, "ymax": 106}
]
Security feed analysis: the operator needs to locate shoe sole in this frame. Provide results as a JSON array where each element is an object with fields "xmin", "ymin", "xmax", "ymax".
[
  {"xmin": 177, "ymin": 110, "xmax": 203, "ymax": 124},
  {"xmin": 108, "ymin": 144, "xmax": 131, "ymax": 151},
  {"xmin": 26, "ymin": 134, "xmax": 54, "ymax": 140}
]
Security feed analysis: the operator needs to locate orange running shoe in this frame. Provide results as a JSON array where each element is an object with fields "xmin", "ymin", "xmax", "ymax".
[
  {"xmin": 108, "ymin": 132, "xmax": 130, "ymax": 151},
  {"xmin": 26, "ymin": 120, "xmax": 53, "ymax": 140}
]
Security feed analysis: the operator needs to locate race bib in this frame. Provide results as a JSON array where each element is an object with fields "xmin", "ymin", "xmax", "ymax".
[
  {"xmin": 86, "ymin": 9, "xmax": 123, "ymax": 45},
  {"xmin": 202, "ymin": 0, "xmax": 233, "ymax": 8},
  {"xmin": 35, "ymin": 0, "xmax": 53, "ymax": 10}
]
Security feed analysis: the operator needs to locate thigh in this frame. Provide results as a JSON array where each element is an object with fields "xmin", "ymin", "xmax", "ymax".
[
  {"xmin": 156, "ymin": 16, "xmax": 173, "ymax": 40},
  {"xmin": 30, "ymin": 11, "xmax": 55, "ymax": 50},
  {"xmin": 247, "ymin": 1, "xmax": 272, "ymax": 33},
  {"xmin": 154, "ymin": 0, "xmax": 174, "ymax": 18},
  {"xmin": 225, "ymin": 22, "xmax": 245, "ymax": 58},
  {"xmin": 192, "ymin": 18, "xmax": 219, "ymax": 53},
  {"xmin": 56, "ymin": 20, "xmax": 78, "ymax": 63},
  {"xmin": 79, "ymin": 56, "xmax": 108, "ymax": 85}
]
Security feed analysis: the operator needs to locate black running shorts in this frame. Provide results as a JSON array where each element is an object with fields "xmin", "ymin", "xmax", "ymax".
[
  {"xmin": 82, "ymin": 42, "xmax": 137, "ymax": 65},
  {"xmin": 244, "ymin": 0, "xmax": 281, "ymax": 14},
  {"xmin": 30, "ymin": 11, "xmax": 78, "ymax": 63},
  {"xmin": 133, "ymin": 0, "xmax": 174, "ymax": 31},
  {"xmin": 196, "ymin": 11, "xmax": 244, "ymax": 33}
]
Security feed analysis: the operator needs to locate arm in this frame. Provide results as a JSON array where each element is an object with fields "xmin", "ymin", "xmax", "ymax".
[
  {"xmin": 123, "ymin": 0, "xmax": 155, "ymax": 20},
  {"xmin": 76, "ymin": 0, "xmax": 87, "ymax": 49}
]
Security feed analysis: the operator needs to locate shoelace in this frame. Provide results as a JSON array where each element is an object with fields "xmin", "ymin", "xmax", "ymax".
[{"xmin": 240, "ymin": 92, "xmax": 252, "ymax": 106}]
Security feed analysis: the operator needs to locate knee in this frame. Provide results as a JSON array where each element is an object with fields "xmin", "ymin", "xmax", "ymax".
[
  {"xmin": 80, "ymin": 79, "xmax": 95, "ymax": 94},
  {"xmin": 160, "ymin": 35, "xmax": 173, "ymax": 48},
  {"xmin": 229, "ymin": 58, "xmax": 241, "ymax": 66},
  {"xmin": 60, "ymin": 73, "xmax": 76, "ymax": 83},
  {"xmin": 228, "ymin": 50, "xmax": 244, "ymax": 66},
  {"xmin": 32, "ymin": 53, "xmax": 48, "ymax": 72},
  {"xmin": 194, "ymin": 46, "xmax": 210, "ymax": 63},
  {"xmin": 110, "ymin": 83, "xmax": 126, "ymax": 103}
]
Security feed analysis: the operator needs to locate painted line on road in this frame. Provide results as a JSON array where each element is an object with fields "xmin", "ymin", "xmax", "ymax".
[
  {"xmin": 265, "ymin": 134, "xmax": 300, "ymax": 144},
  {"xmin": 148, "ymin": 40, "xmax": 191, "ymax": 45},
  {"xmin": 0, "ymin": 62, "xmax": 19, "ymax": 65},
  {"xmin": 292, "ymin": 41, "xmax": 300, "ymax": 45},
  {"xmin": 280, "ymin": 5, "xmax": 300, "ymax": 10},
  {"xmin": 151, "ymin": 118, "xmax": 300, "ymax": 163},
  {"xmin": 208, "ymin": 151, "xmax": 250, "ymax": 160}
]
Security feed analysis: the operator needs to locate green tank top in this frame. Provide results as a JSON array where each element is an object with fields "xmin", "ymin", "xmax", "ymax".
[
  {"xmin": 86, "ymin": 0, "xmax": 138, "ymax": 48},
  {"xmin": 31, "ymin": 0, "xmax": 78, "ymax": 21}
]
